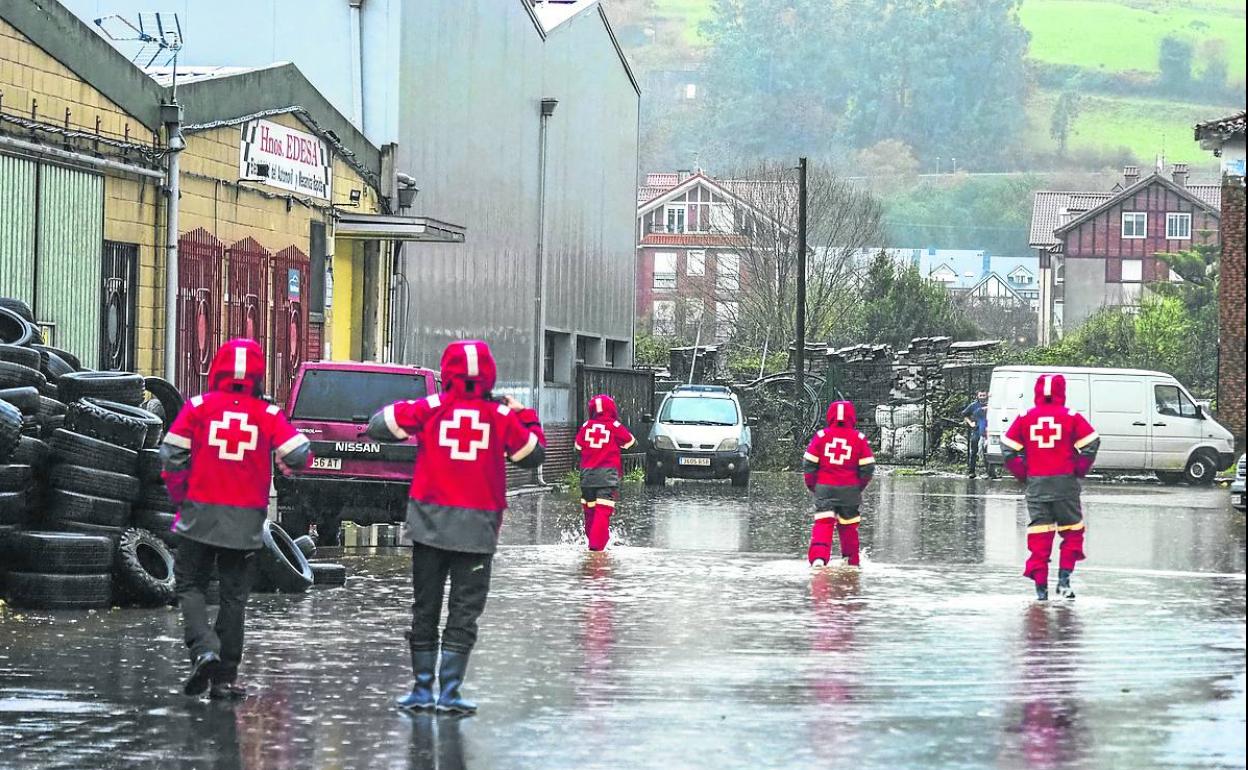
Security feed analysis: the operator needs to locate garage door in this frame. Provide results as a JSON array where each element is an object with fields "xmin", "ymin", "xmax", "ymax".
[
  {"xmin": 36, "ymin": 164, "xmax": 104, "ymax": 368},
  {"xmin": 0, "ymin": 153, "xmax": 37, "ymax": 301}
]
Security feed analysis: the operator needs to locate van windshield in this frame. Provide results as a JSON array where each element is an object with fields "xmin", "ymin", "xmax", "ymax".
[
  {"xmin": 660, "ymin": 396, "xmax": 739, "ymax": 426},
  {"xmin": 292, "ymin": 370, "xmax": 428, "ymax": 422}
]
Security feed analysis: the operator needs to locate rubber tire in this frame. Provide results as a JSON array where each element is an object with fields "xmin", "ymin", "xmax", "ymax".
[
  {"xmin": 0, "ymin": 398, "xmax": 21, "ymax": 464},
  {"xmin": 12, "ymin": 435, "xmax": 51, "ymax": 468},
  {"xmin": 0, "ymin": 344, "xmax": 41, "ymax": 370},
  {"xmin": 41, "ymin": 351, "xmax": 74, "ymax": 382},
  {"xmin": 50, "ymin": 429, "xmax": 138, "ymax": 474},
  {"xmin": 51, "ymin": 520, "xmax": 126, "ymax": 543},
  {"xmin": 0, "ymin": 306, "xmax": 34, "ymax": 346},
  {"xmin": 65, "ymin": 398, "xmax": 157, "ymax": 451},
  {"xmin": 1155, "ymin": 470, "xmax": 1185, "ymax": 485},
  {"xmin": 140, "ymin": 483, "xmax": 176, "ymax": 512},
  {"xmin": 0, "ymin": 361, "xmax": 45, "ymax": 393},
  {"xmin": 4, "ymin": 571, "xmax": 112, "ymax": 609},
  {"xmin": 138, "ymin": 448, "xmax": 163, "ymax": 482},
  {"xmin": 0, "ymin": 385, "xmax": 40, "ymax": 415},
  {"xmin": 0, "ymin": 489, "xmax": 29, "ymax": 524},
  {"xmin": 114, "ymin": 527, "xmax": 176, "ymax": 607},
  {"xmin": 40, "ymin": 414, "xmax": 66, "ymax": 439},
  {"xmin": 1183, "ymin": 453, "xmax": 1216, "ymax": 486},
  {"xmin": 293, "ymin": 534, "xmax": 317, "ymax": 559},
  {"xmin": 32, "ymin": 344, "xmax": 81, "ymax": 372},
  {"xmin": 134, "ymin": 508, "xmax": 179, "ymax": 546},
  {"xmin": 731, "ymin": 470, "xmax": 751, "ymax": 488},
  {"xmin": 56, "ymin": 371, "xmax": 145, "ymax": 407},
  {"xmin": 0, "ymin": 297, "xmax": 34, "ymax": 323},
  {"xmin": 143, "ymin": 376, "xmax": 184, "ymax": 434},
  {"xmin": 3, "ymin": 530, "xmax": 114, "ymax": 574},
  {"xmin": 49, "ymin": 464, "xmax": 141, "ymax": 503},
  {"xmin": 310, "ymin": 562, "xmax": 347, "ymax": 587},
  {"xmin": 46, "ymin": 488, "xmax": 132, "ymax": 528},
  {"xmin": 644, "ymin": 468, "xmax": 666, "ymax": 487},
  {"xmin": 257, "ymin": 520, "xmax": 313, "ymax": 593},
  {"xmin": 0, "ymin": 464, "xmax": 33, "ymax": 493}
]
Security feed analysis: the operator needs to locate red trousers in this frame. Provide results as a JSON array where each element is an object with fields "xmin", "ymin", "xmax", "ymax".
[
  {"xmin": 581, "ymin": 488, "xmax": 618, "ymax": 551},
  {"xmin": 807, "ymin": 509, "xmax": 860, "ymax": 566},
  {"xmin": 1023, "ymin": 498, "xmax": 1085, "ymax": 584}
]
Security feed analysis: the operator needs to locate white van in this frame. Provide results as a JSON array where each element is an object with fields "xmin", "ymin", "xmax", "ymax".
[{"xmin": 984, "ymin": 366, "xmax": 1236, "ymax": 485}]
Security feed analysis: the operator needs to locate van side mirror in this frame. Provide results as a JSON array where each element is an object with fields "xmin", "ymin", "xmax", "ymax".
[{"xmin": 642, "ymin": 413, "xmax": 654, "ymax": 423}]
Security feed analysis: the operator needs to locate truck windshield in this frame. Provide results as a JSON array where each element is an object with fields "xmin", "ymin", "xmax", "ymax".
[
  {"xmin": 660, "ymin": 397, "xmax": 739, "ymax": 426},
  {"xmin": 291, "ymin": 370, "xmax": 428, "ymax": 422}
]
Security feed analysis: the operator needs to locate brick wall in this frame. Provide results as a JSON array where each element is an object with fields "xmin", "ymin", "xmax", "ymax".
[{"xmin": 1217, "ymin": 179, "xmax": 1246, "ymax": 448}]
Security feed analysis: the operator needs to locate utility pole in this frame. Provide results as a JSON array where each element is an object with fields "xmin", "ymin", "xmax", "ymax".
[{"xmin": 795, "ymin": 157, "xmax": 808, "ymax": 405}]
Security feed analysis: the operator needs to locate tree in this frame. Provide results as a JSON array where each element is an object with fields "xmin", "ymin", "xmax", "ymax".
[
  {"xmin": 959, "ymin": 297, "xmax": 1038, "ymax": 347},
  {"xmin": 857, "ymin": 252, "xmax": 979, "ymax": 348},
  {"xmin": 1049, "ymin": 91, "xmax": 1082, "ymax": 156},
  {"xmin": 1197, "ymin": 40, "xmax": 1229, "ymax": 97},
  {"xmin": 1158, "ymin": 36, "xmax": 1193, "ymax": 94},
  {"xmin": 684, "ymin": 162, "xmax": 884, "ymax": 356}
]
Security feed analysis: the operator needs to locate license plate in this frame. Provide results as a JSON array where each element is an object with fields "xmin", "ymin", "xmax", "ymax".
[
  {"xmin": 311, "ymin": 456, "xmax": 342, "ymax": 470},
  {"xmin": 1234, "ymin": 493, "xmax": 1244, "ymax": 507},
  {"xmin": 678, "ymin": 456, "xmax": 712, "ymax": 467}
]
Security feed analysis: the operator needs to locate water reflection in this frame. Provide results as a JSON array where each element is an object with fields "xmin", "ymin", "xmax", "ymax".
[
  {"xmin": 1005, "ymin": 605, "xmax": 1088, "ymax": 769},
  {"xmin": 404, "ymin": 713, "xmax": 466, "ymax": 770}
]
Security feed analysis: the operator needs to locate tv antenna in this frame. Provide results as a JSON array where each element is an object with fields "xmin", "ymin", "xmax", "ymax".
[{"xmin": 94, "ymin": 13, "xmax": 184, "ymax": 92}]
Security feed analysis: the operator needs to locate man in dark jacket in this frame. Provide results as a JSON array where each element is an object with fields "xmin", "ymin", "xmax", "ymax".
[{"xmin": 961, "ymin": 391, "xmax": 995, "ymax": 479}]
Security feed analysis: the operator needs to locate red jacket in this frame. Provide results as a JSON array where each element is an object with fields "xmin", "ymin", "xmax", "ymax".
[
  {"xmin": 1002, "ymin": 374, "xmax": 1099, "ymax": 482},
  {"xmin": 161, "ymin": 339, "xmax": 310, "ymax": 549},
  {"xmin": 803, "ymin": 401, "xmax": 875, "ymax": 490},
  {"xmin": 575, "ymin": 394, "xmax": 636, "ymax": 475},
  {"xmin": 369, "ymin": 340, "xmax": 546, "ymax": 554}
]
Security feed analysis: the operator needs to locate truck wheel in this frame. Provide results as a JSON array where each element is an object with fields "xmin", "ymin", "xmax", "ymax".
[
  {"xmin": 1155, "ymin": 471, "xmax": 1184, "ymax": 485},
  {"xmin": 644, "ymin": 468, "xmax": 665, "ymax": 487},
  {"xmin": 1183, "ymin": 453, "xmax": 1216, "ymax": 486},
  {"xmin": 730, "ymin": 469, "xmax": 751, "ymax": 488},
  {"xmin": 114, "ymin": 528, "xmax": 176, "ymax": 607}
]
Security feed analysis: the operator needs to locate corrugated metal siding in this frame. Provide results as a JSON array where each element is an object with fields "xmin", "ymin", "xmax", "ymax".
[
  {"xmin": 0, "ymin": 154, "xmax": 38, "ymax": 302},
  {"xmin": 36, "ymin": 164, "xmax": 103, "ymax": 367}
]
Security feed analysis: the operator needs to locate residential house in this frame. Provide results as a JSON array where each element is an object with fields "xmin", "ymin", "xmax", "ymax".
[
  {"xmin": 847, "ymin": 248, "xmax": 1040, "ymax": 308},
  {"xmin": 1195, "ymin": 111, "xmax": 1246, "ymax": 446},
  {"xmin": 1029, "ymin": 165, "xmax": 1221, "ymax": 344}
]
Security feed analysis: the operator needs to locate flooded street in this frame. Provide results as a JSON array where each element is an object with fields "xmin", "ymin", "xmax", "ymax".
[{"xmin": 1, "ymin": 474, "xmax": 1243, "ymax": 770}]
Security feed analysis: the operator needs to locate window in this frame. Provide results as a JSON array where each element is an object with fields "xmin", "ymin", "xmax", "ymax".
[
  {"xmin": 684, "ymin": 83, "xmax": 697, "ymax": 100},
  {"xmin": 292, "ymin": 370, "xmax": 428, "ymax": 422},
  {"xmin": 716, "ymin": 301, "xmax": 738, "ymax": 340},
  {"xmin": 1166, "ymin": 213, "xmax": 1191, "ymax": 240},
  {"xmin": 1155, "ymin": 384, "xmax": 1198, "ymax": 418},
  {"xmin": 544, "ymin": 331, "xmax": 571, "ymax": 384},
  {"xmin": 716, "ymin": 253, "xmax": 740, "ymax": 292},
  {"xmin": 652, "ymin": 300, "xmax": 676, "ymax": 336},
  {"xmin": 709, "ymin": 204, "xmax": 734, "ymax": 233},
  {"xmin": 685, "ymin": 299, "xmax": 704, "ymax": 334},
  {"xmin": 660, "ymin": 396, "xmax": 739, "ymax": 426},
  {"xmin": 1121, "ymin": 259, "xmax": 1143, "ymax": 283},
  {"xmin": 665, "ymin": 205, "xmax": 686, "ymax": 234},
  {"xmin": 1121, "ymin": 212, "xmax": 1147, "ymax": 239},
  {"xmin": 576, "ymin": 335, "xmax": 602, "ymax": 366},
  {"xmin": 605, "ymin": 339, "xmax": 630, "ymax": 368},
  {"xmin": 686, "ymin": 250, "xmax": 706, "ymax": 276},
  {"xmin": 653, "ymin": 252, "xmax": 677, "ymax": 290}
]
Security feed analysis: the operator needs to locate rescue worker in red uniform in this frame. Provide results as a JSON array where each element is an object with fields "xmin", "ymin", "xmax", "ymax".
[
  {"xmin": 574, "ymin": 394, "xmax": 636, "ymax": 551},
  {"xmin": 368, "ymin": 340, "xmax": 546, "ymax": 714},
  {"xmin": 1001, "ymin": 373, "xmax": 1100, "ymax": 601},
  {"xmin": 802, "ymin": 401, "xmax": 875, "ymax": 567},
  {"xmin": 161, "ymin": 338, "xmax": 311, "ymax": 699}
]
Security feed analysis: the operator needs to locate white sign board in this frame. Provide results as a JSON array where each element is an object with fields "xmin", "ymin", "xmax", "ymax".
[{"xmin": 239, "ymin": 119, "xmax": 332, "ymax": 200}]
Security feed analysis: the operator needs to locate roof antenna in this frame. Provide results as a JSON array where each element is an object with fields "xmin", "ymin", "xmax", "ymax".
[{"xmin": 94, "ymin": 13, "xmax": 184, "ymax": 93}]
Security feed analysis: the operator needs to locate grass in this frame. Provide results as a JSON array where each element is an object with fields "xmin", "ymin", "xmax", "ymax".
[
  {"xmin": 1027, "ymin": 88, "xmax": 1238, "ymax": 165},
  {"xmin": 652, "ymin": 0, "xmax": 715, "ymax": 45},
  {"xmin": 1020, "ymin": 0, "xmax": 1246, "ymax": 76}
]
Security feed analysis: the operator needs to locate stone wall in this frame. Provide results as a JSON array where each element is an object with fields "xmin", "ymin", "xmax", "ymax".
[{"xmin": 1217, "ymin": 179, "xmax": 1246, "ymax": 448}]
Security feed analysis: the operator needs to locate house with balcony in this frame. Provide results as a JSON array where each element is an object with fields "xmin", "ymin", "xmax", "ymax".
[{"xmin": 1029, "ymin": 165, "xmax": 1221, "ymax": 344}]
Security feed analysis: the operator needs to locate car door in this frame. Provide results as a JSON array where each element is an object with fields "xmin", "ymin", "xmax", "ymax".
[
  {"xmin": 1088, "ymin": 376, "xmax": 1148, "ymax": 469},
  {"xmin": 1148, "ymin": 380, "xmax": 1204, "ymax": 471}
]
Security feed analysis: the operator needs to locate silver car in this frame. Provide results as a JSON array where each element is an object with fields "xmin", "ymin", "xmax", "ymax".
[
  {"xmin": 644, "ymin": 385, "xmax": 754, "ymax": 487},
  {"xmin": 1231, "ymin": 454, "xmax": 1245, "ymax": 511}
]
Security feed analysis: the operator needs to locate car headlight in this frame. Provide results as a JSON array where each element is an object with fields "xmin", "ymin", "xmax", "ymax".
[
  {"xmin": 653, "ymin": 435, "xmax": 676, "ymax": 451},
  {"xmin": 717, "ymin": 438, "xmax": 740, "ymax": 451}
]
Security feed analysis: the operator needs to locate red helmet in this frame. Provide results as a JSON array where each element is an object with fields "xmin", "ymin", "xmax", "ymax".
[
  {"xmin": 208, "ymin": 338, "xmax": 266, "ymax": 395},
  {"xmin": 587, "ymin": 394, "xmax": 619, "ymax": 420},
  {"xmin": 1033, "ymin": 373, "xmax": 1067, "ymax": 406},
  {"xmin": 825, "ymin": 400, "xmax": 857, "ymax": 428},
  {"xmin": 440, "ymin": 340, "xmax": 497, "ymax": 397}
]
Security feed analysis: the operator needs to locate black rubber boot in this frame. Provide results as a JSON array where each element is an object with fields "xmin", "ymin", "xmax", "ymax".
[
  {"xmin": 184, "ymin": 651, "xmax": 221, "ymax": 696},
  {"xmin": 396, "ymin": 649, "xmax": 438, "ymax": 710},
  {"xmin": 1056, "ymin": 569, "xmax": 1075, "ymax": 600},
  {"xmin": 209, "ymin": 682, "xmax": 247, "ymax": 701},
  {"xmin": 1034, "ymin": 582, "xmax": 1049, "ymax": 602},
  {"xmin": 436, "ymin": 650, "xmax": 477, "ymax": 714}
]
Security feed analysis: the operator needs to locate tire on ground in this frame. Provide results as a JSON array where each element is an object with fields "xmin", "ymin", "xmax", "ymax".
[
  {"xmin": 11, "ymin": 435, "xmax": 51, "ymax": 468},
  {"xmin": 0, "ymin": 398, "xmax": 23, "ymax": 463},
  {"xmin": 140, "ymin": 484, "xmax": 176, "ymax": 512},
  {"xmin": 134, "ymin": 508, "xmax": 179, "ymax": 546},
  {"xmin": 138, "ymin": 449, "xmax": 163, "ymax": 482},
  {"xmin": 114, "ymin": 527, "xmax": 176, "ymax": 607},
  {"xmin": 143, "ymin": 376, "xmax": 184, "ymax": 434},
  {"xmin": 0, "ymin": 385, "xmax": 41, "ymax": 414},
  {"xmin": 0, "ymin": 306, "xmax": 34, "ymax": 346},
  {"xmin": 257, "ymin": 520, "xmax": 313, "ymax": 593},
  {"xmin": 293, "ymin": 534, "xmax": 317, "ymax": 559},
  {"xmin": 49, "ymin": 520, "xmax": 126, "ymax": 542},
  {"xmin": 49, "ymin": 464, "xmax": 141, "ymax": 502},
  {"xmin": 65, "ymin": 398, "xmax": 156, "ymax": 451},
  {"xmin": 0, "ymin": 360, "xmax": 46, "ymax": 391},
  {"xmin": 0, "ymin": 345, "xmax": 41, "ymax": 371},
  {"xmin": 3, "ymin": 530, "xmax": 114, "ymax": 574},
  {"xmin": 46, "ymin": 488, "xmax": 132, "ymax": 528},
  {"xmin": 0, "ymin": 297, "xmax": 34, "ymax": 323},
  {"xmin": 0, "ymin": 464, "xmax": 33, "ymax": 493},
  {"xmin": 40, "ymin": 351, "xmax": 75, "ymax": 382},
  {"xmin": 32, "ymin": 344, "xmax": 81, "ymax": 372},
  {"xmin": 56, "ymin": 371, "xmax": 145, "ymax": 407},
  {"xmin": 49, "ymin": 428, "xmax": 138, "ymax": 474},
  {"xmin": 4, "ymin": 571, "xmax": 112, "ymax": 609},
  {"xmin": 310, "ymin": 562, "xmax": 347, "ymax": 587},
  {"xmin": 0, "ymin": 490, "xmax": 29, "ymax": 525}
]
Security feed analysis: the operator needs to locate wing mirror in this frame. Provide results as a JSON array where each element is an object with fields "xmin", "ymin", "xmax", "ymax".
[{"xmin": 642, "ymin": 413, "xmax": 654, "ymax": 423}]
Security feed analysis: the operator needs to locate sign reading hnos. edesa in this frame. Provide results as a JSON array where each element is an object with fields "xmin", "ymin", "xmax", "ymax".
[{"xmin": 239, "ymin": 119, "xmax": 333, "ymax": 201}]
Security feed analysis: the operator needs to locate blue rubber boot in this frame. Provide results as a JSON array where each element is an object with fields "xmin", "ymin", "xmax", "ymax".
[
  {"xmin": 435, "ymin": 650, "xmax": 477, "ymax": 714},
  {"xmin": 396, "ymin": 649, "xmax": 438, "ymax": 710}
]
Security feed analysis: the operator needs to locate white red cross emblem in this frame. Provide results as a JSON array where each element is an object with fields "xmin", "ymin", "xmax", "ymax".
[
  {"xmin": 1030, "ymin": 417, "xmax": 1062, "ymax": 449},
  {"xmin": 585, "ymin": 423, "xmax": 612, "ymax": 450},
  {"xmin": 208, "ymin": 411, "xmax": 259, "ymax": 461},
  {"xmin": 824, "ymin": 437, "xmax": 852, "ymax": 465},
  {"xmin": 440, "ymin": 409, "xmax": 491, "ymax": 461}
]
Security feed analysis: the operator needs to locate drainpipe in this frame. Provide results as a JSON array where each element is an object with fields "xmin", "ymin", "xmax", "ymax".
[
  {"xmin": 348, "ymin": 0, "xmax": 365, "ymax": 127},
  {"xmin": 532, "ymin": 98, "xmax": 558, "ymax": 411},
  {"xmin": 162, "ymin": 99, "xmax": 185, "ymax": 382}
]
